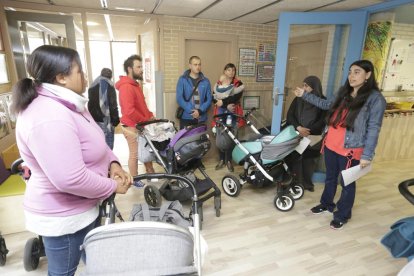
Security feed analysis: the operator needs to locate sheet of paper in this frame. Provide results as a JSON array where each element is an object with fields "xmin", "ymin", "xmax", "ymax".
[
  {"xmin": 295, "ymin": 137, "xmax": 310, "ymax": 154},
  {"xmin": 341, "ymin": 164, "xmax": 372, "ymax": 186},
  {"xmin": 307, "ymin": 135, "xmax": 322, "ymax": 147}
]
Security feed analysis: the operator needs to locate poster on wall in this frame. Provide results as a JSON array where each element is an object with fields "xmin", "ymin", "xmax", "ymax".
[
  {"xmin": 0, "ymin": 98, "xmax": 10, "ymax": 140},
  {"xmin": 257, "ymin": 42, "xmax": 276, "ymax": 63},
  {"xmin": 3, "ymin": 94, "xmax": 15, "ymax": 129},
  {"xmin": 238, "ymin": 48, "xmax": 256, "ymax": 76},
  {"xmin": 256, "ymin": 64, "xmax": 275, "ymax": 82},
  {"xmin": 144, "ymin": 57, "xmax": 152, "ymax": 83}
]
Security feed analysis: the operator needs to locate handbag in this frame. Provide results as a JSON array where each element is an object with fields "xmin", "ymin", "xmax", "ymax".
[{"xmin": 175, "ymin": 79, "xmax": 202, "ymax": 119}]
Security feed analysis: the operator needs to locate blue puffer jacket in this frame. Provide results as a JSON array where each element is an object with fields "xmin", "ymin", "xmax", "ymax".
[
  {"xmin": 302, "ymin": 90, "xmax": 386, "ymax": 161},
  {"xmin": 176, "ymin": 70, "xmax": 212, "ymax": 122}
]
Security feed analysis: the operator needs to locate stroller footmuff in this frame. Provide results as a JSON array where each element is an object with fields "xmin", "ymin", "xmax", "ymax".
[{"xmin": 137, "ymin": 120, "xmax": 221, "ymax": 222}]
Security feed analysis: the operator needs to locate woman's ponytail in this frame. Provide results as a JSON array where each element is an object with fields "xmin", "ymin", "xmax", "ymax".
[{"xmin": 10, "ymin": 78, "xmax": 39, "ymax": 115}]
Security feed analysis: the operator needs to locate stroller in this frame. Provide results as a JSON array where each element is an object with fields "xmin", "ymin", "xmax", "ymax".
[
  {"xmin": 214, "ymin": 112, "xmax": 304, "ymax": 212},
  {"xmin": 137, "ymin": 119, "xmax": 221, "ymax": 221},
  {"xmin": 381, "ymin": 178, "xmax": 414, "ymax": 276},
  {"xmin": 9, "ymin": 158, "xmax": 45, "ymax": 272},
  {"xmin": 81, "ymin": 173, "xmax": 203, "ymax": 275}
]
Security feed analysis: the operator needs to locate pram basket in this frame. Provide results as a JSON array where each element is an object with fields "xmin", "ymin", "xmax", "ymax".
[{"xmin": 82, "ymin": 173, "xmax": 203, "ymax": 276}]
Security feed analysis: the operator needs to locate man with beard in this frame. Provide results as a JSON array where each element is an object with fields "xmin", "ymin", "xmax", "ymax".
[{"xmin": 116, "ymin": 55, "xmax": 155, "ymax": 182}]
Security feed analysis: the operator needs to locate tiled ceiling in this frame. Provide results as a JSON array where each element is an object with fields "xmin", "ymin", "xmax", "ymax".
[
  {"xmin": 6, "ymin": 0, "xmax": 413, "ymax": 41},
  {"xmin": 8, "ymin": 0, "xmax": 393, "ymax": 24}
]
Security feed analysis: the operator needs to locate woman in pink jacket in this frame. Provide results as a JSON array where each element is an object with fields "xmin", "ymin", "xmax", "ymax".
[{"xmin": 11, "ymin": 45, "xmax": 132, "ymax": 276}]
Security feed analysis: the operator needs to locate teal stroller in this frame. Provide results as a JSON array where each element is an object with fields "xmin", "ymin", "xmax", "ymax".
[{"xmin": 215, "ymin": 113, "xmax": 304, "ymax": 212}]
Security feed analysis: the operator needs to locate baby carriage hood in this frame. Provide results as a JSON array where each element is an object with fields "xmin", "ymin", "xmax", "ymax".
[{"xmin": 144, "ymin": 122, "xmax": 175, "ymax": 142}]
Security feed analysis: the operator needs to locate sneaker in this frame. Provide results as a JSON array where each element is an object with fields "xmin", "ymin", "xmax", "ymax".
[
  {"xmin": 310, "ymin": 204, "xmax": 329, "ymax": 214},
  {"xmin": 215, "ymin": 160, "xmax": 225, "ymax": 170},
  {"xmin": 330, "ymin": 219, "xmax": 346, "ymax": 230},
  {"xmin": 133, "ymin": 180, "xmax": 145, "ymax": 188}
]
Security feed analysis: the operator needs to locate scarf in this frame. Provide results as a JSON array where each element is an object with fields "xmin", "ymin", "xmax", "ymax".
[{"xmin": 41, "ymin": 83, "xmax": 88, "ymax": 112}]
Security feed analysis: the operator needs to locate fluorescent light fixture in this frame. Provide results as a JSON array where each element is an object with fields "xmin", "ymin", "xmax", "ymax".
[
  {"xmin": 5, "ymin": 7, "xmax": 16, "ymax": 11},
  {"xmin": 86, "ymin": 21, "xmax": 99, "ymax": 26},
  {"xmin": 104, "ymin": 14, "xmax": 114, "ymax": 41},
  {"xmin": 100, "ymin": 0, "xmax": 108, "ymax": 9},
  {"xmin": 26, "ymin": 23, "xmax": 43, "ymax": 32},
  {"xmin": 115, "ymin": 7, "xmax": 136, "ymax": 11}
]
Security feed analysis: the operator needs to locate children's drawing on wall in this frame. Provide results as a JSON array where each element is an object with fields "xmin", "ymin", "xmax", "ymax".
[
  {"xmin": 362, "ymin": 21, "xmax": 392, "ymax": 86},
  {"xmin": 0, "ymin": 99, "xmax": 10, "ymax": 139},
  {"xmin": 4, "ymin": 94, "xmax": 15, "ymax": 129}
]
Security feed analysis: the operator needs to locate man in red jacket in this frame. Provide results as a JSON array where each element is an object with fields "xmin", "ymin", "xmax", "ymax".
[{"xmin": 116, "ymin": 55, "xmax": 155, "ymax": 179}]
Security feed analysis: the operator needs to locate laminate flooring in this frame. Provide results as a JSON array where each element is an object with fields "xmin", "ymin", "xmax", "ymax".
[{"xmin": 1, "ymin": 135, "xmax": 413, "ymax": 275}]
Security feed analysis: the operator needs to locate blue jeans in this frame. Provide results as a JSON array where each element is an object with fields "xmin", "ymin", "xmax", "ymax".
[
  {"xmin": 42, "ymin": 218, "xmax": 100, "ymax": 276},
  {"xmin": 321, "ymin": 146, "xmax": 360, "ymax": 222},
  {"xmin": 98, "ymin": 119, "xmax": 115, "ymax": 150}
]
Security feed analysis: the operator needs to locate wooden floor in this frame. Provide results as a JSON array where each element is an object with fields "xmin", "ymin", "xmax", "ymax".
[{"xmin": 1, "ymin": 135, "xmax": 414, "ymax": 275}]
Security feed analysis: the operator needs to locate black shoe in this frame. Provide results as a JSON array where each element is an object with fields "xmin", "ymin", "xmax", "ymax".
[
  {"xmin": 226, "ymin": 161, "xmax": 234, "ymax": 172},
  {"xmin": 330, "ymin": 219, "xmax": 346, "ymax": 230},
  {"xmin": 305, "ymin": 186, "xmax": 315, "ymax": 192},
  {"xmin": 215, "ymin": 160, "xmax": 225, "ymax": 170},
  {"xmin": 310, "ymin": 204, "xmax": 329, "ymax": 214}
]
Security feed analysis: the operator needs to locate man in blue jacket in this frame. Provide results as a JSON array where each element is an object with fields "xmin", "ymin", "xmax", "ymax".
[{"xmin": 176, "ymin": 56, "xmax": 212, "ymax": 129}]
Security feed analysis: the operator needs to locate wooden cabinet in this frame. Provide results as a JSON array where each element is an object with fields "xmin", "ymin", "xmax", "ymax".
[{"xmin": 375, "ymin": 111, "xmax": 414, "ymax": 161}]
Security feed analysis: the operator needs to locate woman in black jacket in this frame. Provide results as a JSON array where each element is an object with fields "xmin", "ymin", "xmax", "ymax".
[
  {"xmin": 286, "ymin": 75, "xmax": 326, "ymax": 192},
  {"xmin": 88, "ymin": 68, "xmax": 120, "ymax": 149}
]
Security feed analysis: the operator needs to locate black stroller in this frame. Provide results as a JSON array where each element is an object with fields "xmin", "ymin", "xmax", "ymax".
[
  {"xmin": 214, "ymin": 112, "xmax": 304, "ymax": 211},
  {"xmin": 10, "ymin": 158, "xmax": 45, "ymax": 272},
  {"xmin": 82, "ymin": 173, "xmax": 203, "ymax": 275},
  {"xmin": 136, "ymin": 119, "xmax": 221, "ymax": 221}
]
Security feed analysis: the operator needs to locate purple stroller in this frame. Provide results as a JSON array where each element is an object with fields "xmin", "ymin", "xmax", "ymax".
[{"xmin": 137, "ymin": 120, "xmax": 221, "ymax": 223}]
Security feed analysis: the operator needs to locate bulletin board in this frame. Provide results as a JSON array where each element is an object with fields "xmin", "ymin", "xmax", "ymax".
[{"xmin": 382, "ymin": 39, "xmax": 414, "ymax": 91}]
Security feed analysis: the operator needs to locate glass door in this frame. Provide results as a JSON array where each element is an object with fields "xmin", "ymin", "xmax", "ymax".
[{"xmin": 271, "ymin": 11, "xmax": 369, "ymax": 134}]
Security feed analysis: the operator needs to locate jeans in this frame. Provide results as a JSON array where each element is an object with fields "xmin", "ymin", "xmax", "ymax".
[
  {"xmin": 42, "ymin": 218, "xmax": 99, "ymax": 276},
  {"xmin": 97, "ymin": 118, "xmax": 115, "ymax": 150},
  {"xmin": 321, "ymin": 146, "xmax": 360, "ymax": 222}
]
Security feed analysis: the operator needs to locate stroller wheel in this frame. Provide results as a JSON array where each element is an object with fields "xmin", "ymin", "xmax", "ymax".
[
  {"xmin": 274, "ymin": 194, "xmax": 295, "ymax": 212},
  {"xmin": 222, "ymin": 174, "xmax": 241, "ymax": 197},
  {"xmin": 24, "ymin": 237, "xmax": 41, "ymax": 271},
  {"xmin": 144, "ymin": 184, "xmax": 162, "ymax": 207},
  {"xmin": 289, "ymin": 184, "xmax": 304, "ymax": 200}
]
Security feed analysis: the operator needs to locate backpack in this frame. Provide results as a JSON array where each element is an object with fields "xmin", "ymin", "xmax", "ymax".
[{"xmin": 129, "ymin": 200, "xmax": 192, "ymax": 228}]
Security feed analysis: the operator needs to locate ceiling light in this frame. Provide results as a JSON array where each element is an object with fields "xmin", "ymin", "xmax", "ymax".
[
  {"xmin": 5, "ymin": 7, "xmax": 16, "ymax": 11},
  {"xmin": 104, "ymin": 14, "xmax": 114, "ymax": 41},
  {"xmin": 86, "ymin": 21, "xmax": 99, "ymax": 26},
  {"xmin": 115, "ymin": 7, "xmax": 136, "ymax": 11},
  {"xmin": 144, "ymin": 18, "xmax": 151, "ymax": 25},
  {"xmin": 100, "ymin": 0, "xmax": 108, "ymax": 9}
]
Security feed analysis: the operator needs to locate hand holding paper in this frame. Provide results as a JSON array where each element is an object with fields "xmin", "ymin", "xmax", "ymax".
[{"xmin": 341, "ymin": 164, "xmax": 372, "ymax": 186}]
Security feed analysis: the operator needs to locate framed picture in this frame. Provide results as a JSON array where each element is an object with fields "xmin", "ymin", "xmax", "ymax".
[
  {"xmin": 238, "ymin": 48, "xmax": 256, "ymax": 76},
  {"xmin": 256, "ymin": 63, "xmax": 275, "ymax": 82},
  {"xmin": 0, "ymin": 53, "xmax": 9, "ymax": 84},
  {"xmin": 257, "ymin": 42, "xmax": 276, "ymax": 63},
  {"xmin": 243, "ymin": 96, "xmax": 260, "ymax": 110}
]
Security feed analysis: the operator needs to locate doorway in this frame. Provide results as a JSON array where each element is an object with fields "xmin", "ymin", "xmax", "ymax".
[
  {"xmin": 283, "ymin": 32, "xmax": 328, "ymax": 119},
  {"xmin": 182, "ymin": 35, "xmax": 237, "ymax": 160}
]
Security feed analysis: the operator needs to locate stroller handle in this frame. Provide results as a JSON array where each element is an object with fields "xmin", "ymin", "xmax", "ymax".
[
  {"xmin": 10, "ymin": 158, "xmax": 24, "ymax": 174},
  {"xmin": 398, "ymin": 178, "xmax": 414, "ymax": 205},
  {"xmin": 136, "ymin": 119, "xmax": 173, "ymax": 131}
]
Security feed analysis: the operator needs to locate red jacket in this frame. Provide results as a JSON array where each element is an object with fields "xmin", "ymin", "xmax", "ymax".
[{"xmin": 115, "ymin": 76, "xmax": 153, "ymax": 127}]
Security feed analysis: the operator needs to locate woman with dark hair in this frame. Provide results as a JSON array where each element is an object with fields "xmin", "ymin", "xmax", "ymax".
[
  {"xmin": 294, "ymin": 60, "xmax": 386, "ymax": 230},
  {"xmin": 212, "ymin": 63, "xmax": 245, "ymax": 172},
  {"xmin": 286, "ymin": 75, "xmax": 326, "ymax": 192},
  {"xmin": 11, "ymin": 45, "xmax": 132, "ymax": 275}
]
